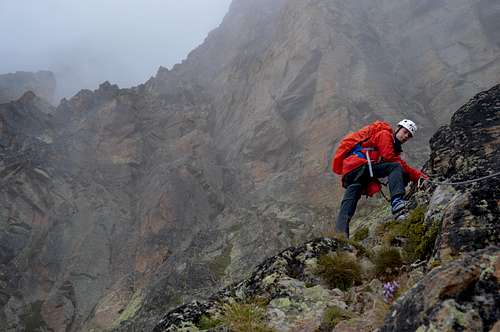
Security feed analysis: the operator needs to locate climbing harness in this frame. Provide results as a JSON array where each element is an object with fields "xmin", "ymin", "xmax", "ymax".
[
  {"xmin": 378, "ymin": 187, "xmax": 391, "ymax": 203},
  {"xmin": 351, "ymin": 144, "xmax": 376, "ymax": 177}
]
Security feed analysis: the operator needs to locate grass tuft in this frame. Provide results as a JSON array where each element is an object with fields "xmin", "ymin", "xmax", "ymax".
[
  {"xmin": 316, "ymin": 252, "xmax": 363, "ymax": 291},
  {"xmin": 197, "ymin": 314, "xmax": 223, "ymax": 330},
  {"xmin": 373, "ymin": 246, "xmax": 404, "ymax": 279},
  {"xmin": 352, "ymin": 226, "xmax": 369, "ymax": 242},
  {"xmin": 221, "ymin": 302, "xmax": 276, "ymax": 332}
]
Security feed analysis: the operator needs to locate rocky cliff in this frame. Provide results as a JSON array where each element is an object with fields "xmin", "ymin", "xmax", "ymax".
[
  {"xmin": 148, "ymin": 85, "xmax": 499, "ymax": 332},
  {"xmin": 0, "ymin": 0, "xmax": 499, "ymax": 331},
  {"xmin": 0, "ymin": 71, "xmax": 56, "ymax": 105}
]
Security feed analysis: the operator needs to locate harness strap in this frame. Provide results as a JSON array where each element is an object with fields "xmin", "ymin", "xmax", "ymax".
[
  {"xmin": 351, "ymin": 144, "xmax": 375, "ymax": 156},
  {"xmin": 351, "ymin": 144, "xmax": 376, "ymax": 177}
]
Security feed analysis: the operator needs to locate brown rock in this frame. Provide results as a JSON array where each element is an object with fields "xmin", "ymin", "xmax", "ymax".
[{"xmin": 381, "ymin": 247, "xmax": 500, "ymax": 332}]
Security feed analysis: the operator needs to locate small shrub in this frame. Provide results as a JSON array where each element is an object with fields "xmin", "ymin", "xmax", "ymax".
[
  {"xmin": 352, "ymin": 226, "xmax": 369, "ymax": 242},
  {"xmin": 316, "ymin": 252, "xmax": 362, "ymax": 290},
  {"xmin": 197, "ymin": 314, "xmax": 223, "ymax": 330},
  {"xmin": 320, "ymin": 306, "xmax": 355, "ymax": 329},
  {"xmin": 378, "ymin": 205, "xmax": 440, "ymax": 263},
  {"xmin": 221, "ymin": 302, "xmax": 276, "ymax": 332},
  {"xmin": 373, "ymin": 246, "xmax": 403, "ymax": 279},
  {"xmin": 400, "ymin": 207, "xmax": 439, "ymax": 262}
]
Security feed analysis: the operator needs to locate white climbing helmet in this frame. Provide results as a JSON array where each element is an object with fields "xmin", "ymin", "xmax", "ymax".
[{"xmin": 398, "ymin": 119, "xmax": 418, "ymax": 136}]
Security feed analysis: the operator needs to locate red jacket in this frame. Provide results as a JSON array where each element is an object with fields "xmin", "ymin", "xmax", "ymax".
[{"xmin": 341, "ymin": 127, "xmax": 423, "ymax": 196}]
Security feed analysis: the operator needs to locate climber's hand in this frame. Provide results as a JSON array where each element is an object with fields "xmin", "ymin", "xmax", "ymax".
[{"xmin": 418, "ymin": 176, "xmax": 429, "ymax": 190}]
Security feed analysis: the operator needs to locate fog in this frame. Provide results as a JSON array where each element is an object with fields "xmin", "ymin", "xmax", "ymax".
[{"xmin": 0, "ymin": 0, "xmax": 232, "ymax": 100}]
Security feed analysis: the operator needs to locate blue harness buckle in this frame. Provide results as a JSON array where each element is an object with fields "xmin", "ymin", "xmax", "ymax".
[{"xmin": 351, "ymin": 144, "xmax": 376, "ymax": 177}]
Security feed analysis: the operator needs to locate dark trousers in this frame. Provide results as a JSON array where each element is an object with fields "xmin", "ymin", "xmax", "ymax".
[{"xmin": 335, "ymin": 162, "xmax": 407, "ymax": 237}]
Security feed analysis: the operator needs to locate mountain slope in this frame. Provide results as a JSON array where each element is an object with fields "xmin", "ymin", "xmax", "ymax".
[
  {"xmin": 148, "ymin": 84, "xmax": 499, "ymax": 332},
  {"xmin": 0, "ymin": 0, "xmax": 499, "ymax": 331}
]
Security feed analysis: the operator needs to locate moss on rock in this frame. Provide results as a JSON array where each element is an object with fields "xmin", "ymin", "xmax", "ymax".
[
  {"xmin": 196, "ymin": 314, "xmax": 223, "ymax": 330},
  {"xmin": 380, "ymin": 206, "xmax": 440, "ymax": 263},
  {"xmin": 113, "ymin": 291, "xmax": 144, "ymax": 327}
]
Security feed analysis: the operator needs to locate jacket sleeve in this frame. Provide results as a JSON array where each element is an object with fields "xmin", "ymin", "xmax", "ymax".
[{"xmin": 373, "ymin": 131, "xmax": 423, "ymax": 183}]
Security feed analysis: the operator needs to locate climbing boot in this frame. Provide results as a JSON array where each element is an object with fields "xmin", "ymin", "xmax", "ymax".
[
  {"xmin": 391, "ymin": 197, "xmax": 408, "ymax": 215},
  {"xmin": 394, "ymin": 209, "xmax": 409, "ymax": 221}
]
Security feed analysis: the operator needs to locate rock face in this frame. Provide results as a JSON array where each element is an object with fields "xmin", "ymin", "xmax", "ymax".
[
  {"xmin": 148, "ymin": 85, "xmax": 499, "ymax": 332},
  {"xmin": 0, "ymin": 0, "xmax": 499, "ymax": 331},
  {"xmin": 152, "ymin": 238, "xmax": 345, "ymax": 332},
  {"xmin": 426, "ymin": 84, "xmax": 500, "ymax": 258},
  {"xmin": 381, "ymin": 247, "xmax": 499, "ymax": 332},
  {"xmin": 0, "ymin": 71, "xmax": 56, "ymax": 104},
  {"xmin": 381, "ymin": 83, "xmax": 500, "ymax": 332}
]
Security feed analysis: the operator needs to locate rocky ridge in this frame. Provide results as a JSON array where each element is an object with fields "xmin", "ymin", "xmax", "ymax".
[
  {"xmin": 146, "ymin": 85, "xmax": 499, "ymax": 331},
  {"xmin": 0, "ymin": 71, "xmax": 56, "ymax": 105}
]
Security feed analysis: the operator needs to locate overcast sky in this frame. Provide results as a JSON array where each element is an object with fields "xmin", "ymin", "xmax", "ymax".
[{"xmin": 0, "ymin": 0, "xmax": 232, "ymax": 99}]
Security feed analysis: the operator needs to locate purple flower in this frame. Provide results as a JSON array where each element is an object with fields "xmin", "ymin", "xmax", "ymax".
[{"xmin": 383, "ymin": 281, "xmax": 400, "ymax": 303}]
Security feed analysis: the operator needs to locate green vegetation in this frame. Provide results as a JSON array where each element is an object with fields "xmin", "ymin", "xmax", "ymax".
[
  {"xmin": 373, "ymin": 246, "xmax": 404, "ymax": 279},
  {"xmin": 352, "ymin": 226, "xmax": 369, "ymax": 242},
  {"xmin": 20, "ymin": 301, "xmax": 48, "ymax": 332},
  {"xmin": 197, "ymin": 314, "xmax": 223, "ymax": 330},
  {"xmin": 316, "ymin": 252, "xmax": 362, "ymax": 290},
  {"xmin": 208, "ymin": 244, "xmax": 232, "ymax": 278},
  {"xmin": 379, "ymin": 206, "xmax": 440, "ymax": 263},
  {"xmin": 320, "ymin": 305, "xmax": 355, "ymax": 329},
  {"xmin": 221, "ymin": 302, "xmax": 276, "ymax": 332},
  {"xmin": 113, "ymin": 291, "xmax": 144, "ymax": 327}
]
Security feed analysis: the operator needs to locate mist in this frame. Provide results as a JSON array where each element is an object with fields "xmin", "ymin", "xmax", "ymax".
[{"xmin": 0, "ymin": 0, "xmax": 231, "ymax": 100}]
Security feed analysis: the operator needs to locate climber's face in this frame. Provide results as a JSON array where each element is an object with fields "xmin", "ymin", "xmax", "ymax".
[{"xmin": 396, "ymin": 127, "xmax": 412, "ymax": 144}]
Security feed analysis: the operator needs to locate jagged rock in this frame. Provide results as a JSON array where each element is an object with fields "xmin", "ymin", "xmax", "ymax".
[
  {"xmin": 378, "ymin": 85, "xmax": 500, "ymax": 332},
  {"xmin": 149, "ymin": 85, "xmax": 500, "ymax": 332},
  {"xmin": 424, "ymin": 84, "xmax": 500, "ymax": 259},
  {"xmin": 0, "ymin": 71, "xmax": 56, "ymax": 104},
  {"xmin": 381, "ymin": 247, "xmax": 499, "ymax": 332},
  {"xmin": 151, "ymin": 238, "xmax": 343, "ymax": 332}
]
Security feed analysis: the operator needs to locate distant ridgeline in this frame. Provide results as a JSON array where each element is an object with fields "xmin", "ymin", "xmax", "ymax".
[{"xmin": 0, "ymin": 71, "xmax": 56, "ymax": 104}]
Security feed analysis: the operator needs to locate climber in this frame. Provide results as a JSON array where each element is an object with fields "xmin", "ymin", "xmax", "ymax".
[{"xmin": 332, "ymin": 119, "xmax": 428, "ymax": 238}]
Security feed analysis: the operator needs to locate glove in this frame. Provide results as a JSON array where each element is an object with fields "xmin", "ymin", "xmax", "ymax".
[{"xmin": 417, "ymin": 174, "xmax": 429, "ymax": 190}]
